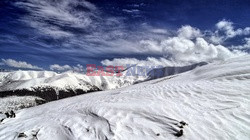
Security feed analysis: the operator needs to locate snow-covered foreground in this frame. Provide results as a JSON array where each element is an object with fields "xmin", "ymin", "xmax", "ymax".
[{"xmin": 1, "ymin": 56, "xmax": 250, "ymax": 140}]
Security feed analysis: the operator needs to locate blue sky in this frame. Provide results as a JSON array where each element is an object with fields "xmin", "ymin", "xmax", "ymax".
[{"xmin": 0, "ymin": 0, "xmax": 250, "ymax": 71}]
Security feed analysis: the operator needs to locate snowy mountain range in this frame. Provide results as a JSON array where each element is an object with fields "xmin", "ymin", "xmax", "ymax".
[
  {"xmin": 0, "ymin": 62, "xmax": 205, "ymax": 102},
  {"xmin": 0, "ymin": 55, "xmax": 250, "ymax": 139},
  {"xmin": 0, "ymin": 70, "xmax": 143, "ymax": 102}
]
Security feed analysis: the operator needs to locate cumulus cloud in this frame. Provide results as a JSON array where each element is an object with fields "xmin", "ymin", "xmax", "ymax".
[
  {"xmin": 72, "ymin": 64, "xmax": 84, "ymax": 72},
  {"xmin": 210, "ymin": 19, "xmax": 250, "ymax": 43},
  {"xmin": 177, "ymin": 25, "xmax": 202, "ymax": 39},
  {"xmin": 161, "ymin": 37, "xmax": 237, "ymax": 62},
  {"xmin": 1, "ymin": 59, "xmax": 43, "ymax": 70},
  {"xmin": 216, "ymin": 20, "xmax": 241, "ymax": 38},
  {"xmin": 14, "ymin": 1, "xmax": 250, "ymax": 68},
  {"xmin": 231, "ymin": 38, "xmax": 250, "ymax": 50},
  {"xmin": 49, "ymin": 64, "xmax": 84, "ymax": 72},
  {"xmin": 101, "ymin": 25, "xmax": 246, "ymax": 67},
  {"xmin": 101, "ymin": 57, "xmax": 177, "ymax": 67},
  {"xmin": 139, "ymin": 40, "xmax": 162, "ymax": 54},
  {"xmin": 50, "ymin": 64, "xmax": 72, "ymax": 71}
]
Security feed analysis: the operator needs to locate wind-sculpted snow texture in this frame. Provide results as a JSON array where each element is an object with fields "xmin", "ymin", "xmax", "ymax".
[{"xmin": 0, "ymin": 56, "xmax": 250, "ymax": 139}]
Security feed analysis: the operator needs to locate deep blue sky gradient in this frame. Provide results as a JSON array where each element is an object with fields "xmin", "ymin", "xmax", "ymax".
[{"xmin": 0, "ymin": 0, "xmax": 250, "ymax": 70}]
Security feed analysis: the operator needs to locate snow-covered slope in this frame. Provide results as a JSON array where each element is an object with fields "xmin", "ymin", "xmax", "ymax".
[{"xmin": 0, "ymin": 55, "xmax": 250, "ymax": 140}]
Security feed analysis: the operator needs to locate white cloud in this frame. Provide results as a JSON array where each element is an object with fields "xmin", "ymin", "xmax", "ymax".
[
  {"xmin": 27, "ymin": 21, "xmax": 74, "ymax": 38},
  {"xmin": 243, "ymin": 27, "xmax": 250, "ymax": 35},
  {"xmin": 177, "ymin": 25, "xmax": 202, "ymax": 39},
  {"xmin": 72, "ymin": 64, "xmax": 84, "ymax": 72},
  {"xmin": 139, "ymin": 40, "xmax": 162, "ymax": 54},
  {"xmin": 49, "ymin": 64, "xmax": 84, "ymax": 72},
  {"xmin": 14, "ymin": 0, "xmax": 172, "ymax": 56},
  {"xmin": 101, "ymin": 25, "xmax": 246, "ymax": 67},
  {"xmin": 150, "ymin": 29, "xmax": 168, "ymax": 34},
  {"xmin": 1, "ymin": 59, "xmax": 43, "ymax": 70},
  {"xmin": 216, "ymin": 20, "xmax": 239, "ymax": 38},
  {"xmin": 14, "ymin": 1, "xmax": 250, "ymax": 67},
  {"xmin": 101, "ymin": 57, "xmax": 177, "ymax": 67},
  {"xmin": 102, "ymin": 38, "xmax": 242, "ymax": 67},
  {"xmin": 162, "ymin": 37, "xmax": 237, "ymax": 62},
  {"xmin": 50, "ymin": 64, "xmax": 72, "ymax": 71},
  {"xmin": 231, "ymin": 38, "xmax": 250, "ymax": 50},
  {"xmin": 209, "ymin": 34, "xmax": 224, "ymax": 44},
  {"xmin": 211, "ymin": 20, "xmax": 250, "ymax": 44},
  {"xmin": 122, "ymin": 9, "xmax": 140, "ymax": 13},
  {"xmin": 15, "ymin": 0, "xmax": 98, "ymax": 38}
]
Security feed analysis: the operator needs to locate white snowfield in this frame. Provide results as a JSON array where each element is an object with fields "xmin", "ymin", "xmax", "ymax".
[{"xmin": 1, "ymin": 55, "xmax": 250, "ymax": 140}]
